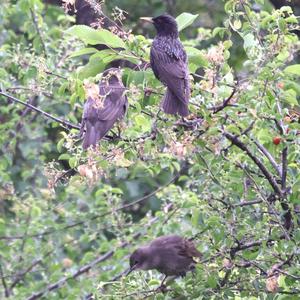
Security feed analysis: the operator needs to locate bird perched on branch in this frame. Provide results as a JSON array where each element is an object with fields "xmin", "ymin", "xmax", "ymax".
[
  {"xmin": 141, "ymin": 14, "xmax": 190, "ymax": 117},
  {"xmin": 81, "ymin": 68, "xmax": 128, "ymax": 149},
  {"xmin": 128, "ymin": 235, "xmax": 202, "ymax": 285}
]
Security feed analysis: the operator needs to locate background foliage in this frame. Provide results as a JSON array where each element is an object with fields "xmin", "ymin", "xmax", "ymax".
[{"xmin": 0, "ymin": 0, "xmax": 300, "ymax": 299}]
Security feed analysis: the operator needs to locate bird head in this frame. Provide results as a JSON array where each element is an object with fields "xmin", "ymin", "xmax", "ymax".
[
  {"xmin": 101, "ymin": 68, "xmax": 122, "ymax": 85},
  {"xmin": 140, "ymin": 14, "xmax": 178, "ymax": 37},
  {"xmin": 128, "ymin": 248, "xmax": 152, "ymax": 275}
]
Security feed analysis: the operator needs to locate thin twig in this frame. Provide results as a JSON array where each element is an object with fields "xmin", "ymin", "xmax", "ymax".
[
  {"xmin": 233, "ymin": 199, "xmax": 262, "ymax": 207},
  {"xmin": 0, "ymin": 173, "xmax": 179, "ymax": 240},
  {"xmin": 26, "ymin": 251, "xmax": 115, "ymax": 300},
  {"xmin": 209, "ymin": 87, "xmax": 236, "ymax": 114},
  {"xmin": 45, "ymin": 71, "xmax": 67, "ymax": 80},
  {"xmin": 30, "ymin": 8, "xmax": 47, "ymax": 56},
  {"xmin": 0, "ymin": 262, "xmax": 9, "ymax": 297},
  {"xmin": 25, "ymin": 205, "xmax": 173, "ymax": 300},
  {"xmin": 0, "ymin": 91, "xmax": 81, "ymax": 130},
  {"xmin": 10, "ymin": 258, "xmax": 44, "ymax": 290}
]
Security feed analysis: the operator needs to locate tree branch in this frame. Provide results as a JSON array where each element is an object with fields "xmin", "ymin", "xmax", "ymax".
[
  {"xmin": 0, "ymin": 173, "xmax": 179, "ymax": 240},
  {"xmin": 223, "ymin": 131, "xmax": 283, "ymax": 196},
  {"xmin": 10, "ymin": 258, "xmax": 43, "ymax": 291},
  {"xmin": 281, "ymin": 146, "xmax": 288, "ymax": 191},
  {"xmin": 253, "ymin": 139, "xmax": 282, "ymax": 177},
  {"xmin": 30, "ymin": 8, "xmax": 47, "ymax": 56},
  {"xmin": 25, "ymin": 204, "xmax": 173, "ymax": 300},
  {"xmin": 26, "ymin": 250, "xmax": 115, "ymax": 300},
  {"xmin": 209, "ymin": 87, "xmax": 237, "ymax": 114},
  {"xmin": 233, "ymin": 199, "xmax": 263, "ymax": 207},
  {"xmin": 0, "ymin": 262, "xmax": 9, "ymax": 298},
  {"xmin": 0, "ymin": 91, "xmax": 81, "ymax": 130}
]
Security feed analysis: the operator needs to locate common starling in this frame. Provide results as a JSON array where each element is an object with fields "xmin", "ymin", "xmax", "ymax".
[
  {"xmin": 141, "ymin": 14, "xmax": 190, "ymax": 117},
  {"xmin": 81, "ymin": 68, "xmax": 128, "ymax": 149},
  {"xmin": 128, "ymin": 235, "xmax": 202, "ymax": 279}
]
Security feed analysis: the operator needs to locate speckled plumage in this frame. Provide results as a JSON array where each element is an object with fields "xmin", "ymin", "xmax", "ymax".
[
  {"xmin": 129, "ymin": 235, "xmax": 202, "ymax": 277},
  {"xmin": 149, "ymin": 14, "xmax": 190, "ymax": 117},
  {"xmin": 81, "ymin": 68, "xmax": 128, "ymax": 149}
]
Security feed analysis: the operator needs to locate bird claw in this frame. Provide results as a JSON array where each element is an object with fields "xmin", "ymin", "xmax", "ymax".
[
  {"xmin": 156, "ymin": 284, "xmax": 168, "ymax": 293},
  {"xmin": 174, "ymin": 117, "xmax": 203, "ymax": 129}
]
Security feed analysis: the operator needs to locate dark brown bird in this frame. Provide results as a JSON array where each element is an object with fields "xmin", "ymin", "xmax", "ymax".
[
  {"xmin": 128, "ymin": 235, "xmax": 202, "ymax": 281},
  {"xmin": 141, "ymin": 14, "xmax": 190, "ymax": 117},
  {"xmin": 81, "ymin": 68, "xmax": 128, "ymax": 149}
]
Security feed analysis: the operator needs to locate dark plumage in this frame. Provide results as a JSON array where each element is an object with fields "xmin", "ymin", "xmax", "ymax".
[
  {"xmin": 129, "ymin": 235, "xmax": 202, "ymax": 278},
  {"xmin": 81, "ymin": 68, "xmax": 128, "ymax": 149},
  {"xmin": 142, "ymin": 14, "xmax": 190, "ymax": 117}
]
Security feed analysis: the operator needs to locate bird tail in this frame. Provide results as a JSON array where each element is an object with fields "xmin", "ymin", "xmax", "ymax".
[
  {"xmin": 83, "ymin": 121, "xmax": 113, "ymax": 149},
  {"xmin": 162, "ymin": 88, "xmax": 189, "ymax": 117},
  {"xmin": 83, "ymin": 123, "xmax": 98, "ymax": 149}
]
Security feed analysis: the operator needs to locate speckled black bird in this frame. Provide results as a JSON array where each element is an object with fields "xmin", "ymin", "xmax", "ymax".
[
  {"xmin": 128, "ymin": 235, "xmax": 202, "ymax": 279},
  {"xmin": 141, "ymin": 14, "xmax": 190, "ymax": 117},
  {"xmin": 81, "ymin": 68, "xmax": 128, "ymax": 149}
]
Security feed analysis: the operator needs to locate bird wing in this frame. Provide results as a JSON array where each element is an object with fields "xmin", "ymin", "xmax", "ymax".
[
  {"xmin": 95, "ymin": 86, "xmax": 127, "ymax": 121},
  {"xmin": 83, "ymin": 85, "xmax": 126, "ymax": 123},
  {"xmin": 178, "ymin": 239, "xmax": 202, "ymax": 259},
  {"xmin": 149, "ymin": 235, "xmax": 183, "ymax": 247},
  {"xmin": 150, "ymin": 46, "xmax": 189, "ymax": 104}
]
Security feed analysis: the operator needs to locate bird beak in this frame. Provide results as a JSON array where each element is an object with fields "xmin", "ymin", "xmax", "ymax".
[
  {"xmin": 140, "ymin": 17, "xmax": 154, "ymax": 23},
  {"xmin": 126, "ymin": 265, "xmax": 136, "ymax": 276}
]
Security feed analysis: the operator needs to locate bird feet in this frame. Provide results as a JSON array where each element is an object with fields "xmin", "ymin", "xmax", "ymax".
[
  {"xmin": 174, "ymin": 117, "xmax": 203, "ymax": 129},
  {"xmin": 156, "ymin": 284, "xmax": 168, "ymax": 294}
]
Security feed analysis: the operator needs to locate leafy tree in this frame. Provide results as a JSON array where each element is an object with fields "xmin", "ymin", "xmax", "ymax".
[{"xmin": 0, "ymin": 0, "xmax": 299, "ymax": 299}]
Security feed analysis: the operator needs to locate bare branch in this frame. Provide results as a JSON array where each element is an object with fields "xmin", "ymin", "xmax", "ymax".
[
  {"xmin": 30, "ymin": 8, "xmax": 47, "ymax": 56},
  {"xmin": 0, "ymin": 262, "xmax": 9, "ymax": 298},
  {"xmin": 233, "ymin": 199, "xmax": 263, "ymax": 207},
  {"xmin": 223, "ymin": 131, "xmax": 283, "ymax": 196},
  {"xmin": 0, "ymin": 173, "xmax": 179, "ymax": 240},
  {"xmin": 0, "ymin": 91, "xmax": 81, "ymax": 130},
  {"xmin": 209, "ymin": 87, "xmax": 237, "ymax": 114},
  {"xmin": 282, "ymin": 147, "xmax": 288, "ymax": 191},
  {"xmin": 25, "ymin": 204, "xmax": 173, "ymax": 300},
  {"xmin": 253, "ymin": 139, "xmax": 282, "ymax": 177},
  {"xmin": 26, "ymin": 250, "xmax": 115, "ymax": 300},
  {"xmin": 10, "ymin": 258, "xmax": 43, "ymax": 290},
  {"xmin": 44, "ymin": 71, "xmax": 67, "ymax": 80}
]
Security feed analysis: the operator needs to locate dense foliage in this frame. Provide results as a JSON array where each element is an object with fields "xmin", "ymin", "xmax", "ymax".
[{"xmin": 0, "ymin": 0, "xmax": 299, "ymax": 299}]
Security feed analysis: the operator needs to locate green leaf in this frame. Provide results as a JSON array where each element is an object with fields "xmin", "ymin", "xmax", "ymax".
[
  {"xmin": 134, "ymin": 115, "xmax": 151, "ymax": 131},
  {"xmin": 207, "ymin": 274, "xmax": 218, "ymax": 288},
  {"xmin": 278, "ymin": 275, "xmax": 286, "ymax": 288},
  {"xmin": 77, "ymin": 57, "xmax": 105, "ymax": 80},
  {"xmin": 185, "ymin": 46, "xmax": 208, "ymax": 68},
  {"xmin": 148, "ymin": 279, "xmax": 160, "ymax": 286},
  {"xmin": 69, "ymin": 47, "xmax": 98, "ymax": 58},
  {"xmin": 212, "ymin": 27, "xmax": 227, "ymax": 38},
  {"xmin": 176, "ymin": 13, "xmax": 198, "ymax": 32},
  {"xmin": 284, "ymin": 64, "xmax": 300, "ymax": 76},
  {"xmin": 31, "ymin": 206, "xmax": 41, "ymax": 218},
  {"xmin": 233, "ymin": 19, "xmax": 242, "ymax": 30},
  {"xmin": 284, "ymin": 89, "xmax": 298, "ymax": 106},
  {"xmin": 69, "ymin": 157, "xmax": 78, "ymax": 168},
  {"xmin": 243, "ymin": 33, "xmax": 256, "ymax": 50},
  {"xmin": 58, "ymin": 153, "xmax": 71, "ymax": 160},
  {"xmin": 57, "ymin": 139, "xmax": 65, "ymax": 153},
  {"xmin": 65, "ymin": 25, "xmax": 126, "ymax": 48},
  {"xmin": 257, "ymin": 128, "xmax": 270, "ymax": 144},
  {"xmin": 191, "ymin": 209, "xmax": 200, "ymax": 227},
  {"xmin": 77, "ymin": 50, "xmax": 139, "ymax": 79}
]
